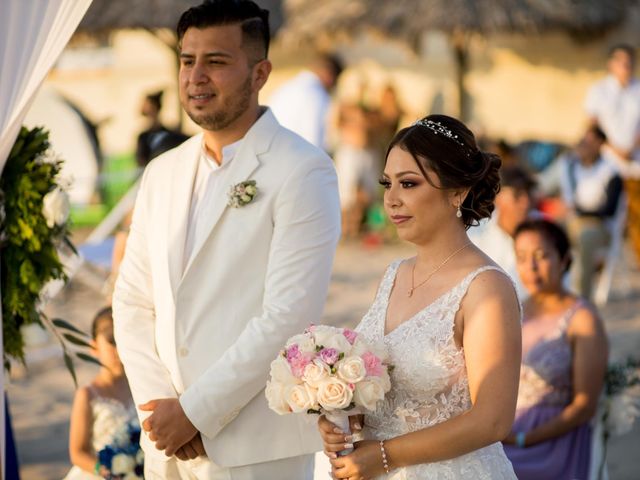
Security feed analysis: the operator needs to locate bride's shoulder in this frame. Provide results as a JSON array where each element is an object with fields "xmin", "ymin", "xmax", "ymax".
[{"xmin": 464, "ymin": 264, "xmax": 519, "ymax": 305}]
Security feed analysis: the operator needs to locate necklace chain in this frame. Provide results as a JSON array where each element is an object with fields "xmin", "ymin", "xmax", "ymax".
[{"xmin": 408, "ymin": 243, "xmax": 472, "ymax": 297}]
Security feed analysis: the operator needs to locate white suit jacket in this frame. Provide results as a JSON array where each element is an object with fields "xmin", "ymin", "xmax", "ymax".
[{"xmin": 112, "ymin": 109, "xmax": 340, "ymax": 467}]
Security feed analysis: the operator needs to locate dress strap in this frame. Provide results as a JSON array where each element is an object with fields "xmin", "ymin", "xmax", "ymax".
[
  {"xmin": 559, "ymin": 298, "xmax": 586, "ymax": 331},
  {"xmin": 453, "ymin": 265, "xmax": 521, "ymax": 315},
  {"xmin": 375, "ymin": 259, "xmax": 403, "ymax": 304}
]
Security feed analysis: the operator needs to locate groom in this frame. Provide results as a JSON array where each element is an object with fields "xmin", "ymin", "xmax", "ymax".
[{"xmin": 112, "ymin": 1, "xmax": 341, "ymax": 478}]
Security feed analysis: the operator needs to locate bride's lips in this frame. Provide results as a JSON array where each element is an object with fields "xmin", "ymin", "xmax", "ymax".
[{"xmin": 390, "ymin": 215, "xmax": 412, "ymax": 225}]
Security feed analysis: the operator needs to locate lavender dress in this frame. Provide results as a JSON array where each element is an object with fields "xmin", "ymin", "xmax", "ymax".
[{"xmin": 503, "ymin": 300, "xmax": 592, "ymax": 480}]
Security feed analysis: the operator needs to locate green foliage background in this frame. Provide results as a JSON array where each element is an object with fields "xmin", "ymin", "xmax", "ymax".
[{"xmin": 0, "ymin": 126, "xmax": 71, "ymax": 369}]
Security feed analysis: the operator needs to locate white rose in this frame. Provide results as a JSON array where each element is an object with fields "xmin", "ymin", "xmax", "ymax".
[
  {"xmin": 111, "ymin": 453, "xmax": 135, "ymax": 475},
  {"xmin": 286, "ymin": 334, "xmax": 317, "ymax": 354},
  {"xmin": 42, "ymin": 187, "xmax": 70, "ymax": 228},
  {"xmin": 314, "ymin": 329, "xmax": 352, "ymax": 352},
  {"xmin": 302, "ymin": 360, "xmax": 331, "ymax": 387},
  {"xmin": 317, "ymin": 378, "xmax": 353, "ymax": 410},
  {"xmin": 378, "ymin": 368, "xmax": 392, "ymax": 391},
  {"xmin": 265, "ymin": 380, "xmax": 291, "ymax": 415},
  {"xmin": 269, "ymin": 356, "xmax": 300, "ymax": 384},
  {"xmin": 336, "ymin": 356, "xmax": 367, "ymax": 384},
  {"xmin": 245, "ymin": 185, "xmax": 257, "ymax": 195},
  {"xmin": 353, "ymin": 377, "xmax": 387, "ymax": 411},
  {"xmin": 285, "ymin": 383, "xmax": 319, "ymax": 413}
]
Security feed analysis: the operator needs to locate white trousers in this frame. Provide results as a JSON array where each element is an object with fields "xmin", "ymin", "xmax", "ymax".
[{"xmin": 144, "ymin": 453, "xmax": 314, "ymax": 480}]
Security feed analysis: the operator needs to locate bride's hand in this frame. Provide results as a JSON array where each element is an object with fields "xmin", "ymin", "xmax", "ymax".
[
  {"xmin": 317, "ymin": 415, "xmax": 364, "ymax": 459},
  {"xmin": 329, "ymin": 440, "xmax": 386, "ymax": 479}
]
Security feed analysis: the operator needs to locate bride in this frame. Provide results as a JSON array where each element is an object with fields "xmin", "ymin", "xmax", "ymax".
[{"xmin": 319, "ymin": 114, "xmax": 521, "ymax": 479}]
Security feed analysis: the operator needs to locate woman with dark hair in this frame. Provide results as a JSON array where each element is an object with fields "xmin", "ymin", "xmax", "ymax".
[
  {"xmin": 503, "ymin": 218, "xmax": 608, "ymax": 480},
  {"xmin": 318, "ymin": 114, "xmax": 521, "ymax": 478}
]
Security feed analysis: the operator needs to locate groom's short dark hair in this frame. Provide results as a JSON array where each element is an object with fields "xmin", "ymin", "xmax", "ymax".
[{"xmin": 177, "ymin": 0, "xmax": 270, "ymax": 62}]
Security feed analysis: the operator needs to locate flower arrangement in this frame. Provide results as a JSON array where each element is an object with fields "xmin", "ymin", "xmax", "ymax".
[
  {"xmin": 1, "ymin": 126, "xmax": 91, "ymax": 379},
  {"xmin": 596, "ymin": 357, "xmax": 640, "ymax": 479},
  {"xmin": 96, "ymin": 422, "xmax": 144, "ymax": 479},
  {"xmin": 265, "ymin": 325, "xmax": 392, "ymax": 450},
  {"xmin": 227, "ymin": 180, "xmax": 257, "ymax": 208}
]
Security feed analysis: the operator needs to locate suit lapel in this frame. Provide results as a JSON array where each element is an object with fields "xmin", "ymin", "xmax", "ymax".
[
  {"xmin": 167, "ymin": 135, "xmax": 201, "ymax": 297},
  {"xmin": 180, "ymin": 108, "xmax": 280, "ymax": 282}
]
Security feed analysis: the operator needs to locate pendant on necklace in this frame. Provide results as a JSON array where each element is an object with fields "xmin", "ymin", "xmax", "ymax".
[{"xmin": 407, "ymin": 288, "xmax": 414, "ymax": 298}]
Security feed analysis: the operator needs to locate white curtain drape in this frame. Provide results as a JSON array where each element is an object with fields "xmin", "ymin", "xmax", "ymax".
[{"xmin": 0, "ymin": 0, "xmax": 93, "ymax": 476}]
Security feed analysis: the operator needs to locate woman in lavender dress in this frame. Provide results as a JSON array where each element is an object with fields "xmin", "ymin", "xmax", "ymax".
[{"xmin": 503, "ymin": 219, "xmax": 608, "ymax": 480}]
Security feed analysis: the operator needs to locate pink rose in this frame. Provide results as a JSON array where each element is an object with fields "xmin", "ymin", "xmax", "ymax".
[
  {"xmin": 285, "ymin": 344, "xmax": 300, "ymax": 361},
  {"xmin": 319, "ymin": 348, "xmax": 340, "ymax": 365},
  {"xmin": 362, "ymin": 352, "xmax": 383, "ymax": 377},
  {"xmin": 289, "ymin": 354, "xmax": 311, "ymax": 378},
  {"xmin": 343, "ymin": 329, "xmax": 358, "ymax": 344}
]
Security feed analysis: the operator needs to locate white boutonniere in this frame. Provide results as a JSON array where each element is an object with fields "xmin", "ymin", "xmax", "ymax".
[{"xmin": 228, "ymin": 180, "xmax": 258, "ymax": 208}]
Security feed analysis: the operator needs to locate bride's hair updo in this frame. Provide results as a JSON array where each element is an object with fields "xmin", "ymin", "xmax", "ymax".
[{"xmin": 386, "ymin": 114, "xmax": 501, "ymax": 229}]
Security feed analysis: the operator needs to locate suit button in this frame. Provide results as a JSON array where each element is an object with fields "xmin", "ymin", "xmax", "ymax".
[{"xmin": 179, "ymin": 347, "xmax": 189, "ymax": 357}]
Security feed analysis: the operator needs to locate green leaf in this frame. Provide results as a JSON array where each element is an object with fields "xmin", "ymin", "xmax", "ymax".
[
  {"xmin": 62, "ymin": 333, "xmax": 92, "ymax": 348},
  {"xmin": 76, "ymin": 352, "xmax": 103, "ymax": 368},
  {"xmin": 53, "ymin": 318, "xmax": 88, "ymax": 337},
  {"xmin": 63, "ymin": 352, "xmax": 78, "ymax": 388}
]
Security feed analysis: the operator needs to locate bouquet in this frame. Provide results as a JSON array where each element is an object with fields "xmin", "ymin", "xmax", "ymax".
[
  {"xmin": 265, "ymin": 325, "xmax": 392, "ymax": 451},
  {"xmin": 596, "ymin": 357, "xmax": 640, "ymax": 480},
  {"xmin": 96, "ymin": 422, "xmax": 144, "ymax": 479}
]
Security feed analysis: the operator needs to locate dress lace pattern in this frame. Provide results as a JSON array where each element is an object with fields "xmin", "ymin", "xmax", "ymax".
[{"xmin": 356, "ymin": 260, "xmax": 517, "ymax": 479}]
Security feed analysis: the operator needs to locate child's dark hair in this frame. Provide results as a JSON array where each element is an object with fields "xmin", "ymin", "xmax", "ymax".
[
  {"xmin": 514, "ymin": 218, "xmax": 573, "ymax": 273},
  {"xmin": 91, "ymin": 306, "xmax": 113, "ymax": 339}
]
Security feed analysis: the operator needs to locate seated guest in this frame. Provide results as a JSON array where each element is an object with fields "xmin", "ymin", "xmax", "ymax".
[
  {"xmin": 469, "ymin": 165, "xmax": 537, "ymax": 298},
  {"xmin": 560, "ymin": 125, "xmax": 623, "ymax": 300},
  {"xmin": 503, "ymin": 219, "xmax": 608, "ymax": 480}
]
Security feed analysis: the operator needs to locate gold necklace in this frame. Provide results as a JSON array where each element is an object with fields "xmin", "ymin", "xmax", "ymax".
[{"xmin": 407, "ymin": 243, "xmax": 472, "ymax": 297}]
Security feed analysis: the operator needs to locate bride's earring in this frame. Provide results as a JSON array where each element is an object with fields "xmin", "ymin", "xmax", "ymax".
[{"xmin": 456, "ymin": 204, "xmax": 462, "ymax": 218}]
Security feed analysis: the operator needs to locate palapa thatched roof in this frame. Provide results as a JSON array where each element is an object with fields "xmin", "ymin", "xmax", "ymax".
[
  {"xmin": 78, "ymin": 0, "xmax": 283, "ymax": 33},
  {"xmin": 280, "ymin": 0, "xmax": 636, "ymax": 47}
]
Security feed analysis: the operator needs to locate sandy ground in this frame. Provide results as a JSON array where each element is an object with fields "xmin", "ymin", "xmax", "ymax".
[{"xmin": 7, "ymin": 240, "xmax": 640, "ymax": 479}]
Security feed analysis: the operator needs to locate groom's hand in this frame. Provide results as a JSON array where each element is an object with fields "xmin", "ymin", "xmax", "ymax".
[
  {"xmin": 139, "ymin": 398, "xmax": 198, "ymax": 457},
  {"xmin": 175, "ymin": 433, "xmax": 207, "ymax": 461}
]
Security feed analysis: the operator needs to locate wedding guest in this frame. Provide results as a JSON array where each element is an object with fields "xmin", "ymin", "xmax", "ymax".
[
  {"xmin": 268, "ymin": 52, "xmax": 343, "ymax": 150},
  {"xmin": 503, "ymin": 219, "xmax": 608, "ymax": 480},
  {"xmin": 319, "ymin": 114, "xmax": 521, "ymax": 478},
  {"xmin": 559, "ymin": 125, "xmax": 623, "ymax": 300},
  {"xmin": 135, "ymin": 90, "xmax": 189, "ymax": 168},
  {"xmin": 65, "ymin": 307, "xmax": 140, "ymax": 480},
  {"xmin": 585, "ymin": 44, "xmax": 640, "ymax": 265},
  {"xmin": 469, "ymin": 164, "xmax": 537, "ymax": 298}
]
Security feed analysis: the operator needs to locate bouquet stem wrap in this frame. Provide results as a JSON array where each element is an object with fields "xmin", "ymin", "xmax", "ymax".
[{"xmin": 325, "ymin": 411, "xmax": 354, "ymax": 456}]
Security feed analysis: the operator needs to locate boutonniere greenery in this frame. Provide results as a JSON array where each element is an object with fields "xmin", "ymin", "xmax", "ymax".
[{"xmin": 227, "ymin": 180, "xmax": 258, "ymax": 208}]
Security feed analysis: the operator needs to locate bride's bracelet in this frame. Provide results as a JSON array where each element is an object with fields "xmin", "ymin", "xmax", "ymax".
[{"xmin": 379, "ymin": 440, "xmax": 391, "ymax": 474}]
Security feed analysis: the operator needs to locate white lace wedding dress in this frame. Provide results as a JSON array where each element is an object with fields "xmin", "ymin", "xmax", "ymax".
[
  {"xmin": 356, "ymin": 260, "xmax": 517, "ymax": 479},
  {"xmin": 64, "ymin": 388, "xmax": 138, "ymax": 480}
]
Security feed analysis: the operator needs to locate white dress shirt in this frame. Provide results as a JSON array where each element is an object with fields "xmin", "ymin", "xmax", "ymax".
[
  {"xmin": 183, "ymin": 140, "xmax": 241, "ymax": 272},
  {"xmin": 585, "ymin": 75, "xmax": 640, "ymax": 161},
  {"xmin": 268, "ymin": 71, "xmax": 331, "ymax": 150}
]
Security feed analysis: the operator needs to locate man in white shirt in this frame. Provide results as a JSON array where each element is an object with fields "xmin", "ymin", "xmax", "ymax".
[
  {"xmin": 470, "ymin": 165, "xmax": 537, "ymax": 298},
  {"xmin": 268, "ymin": 53, "xmax": 343, "ymax": 150},
  {"xmin": 560, "ymin": 125, "xmax": 623, "ymax": 299},
  {"xmin": 112, "ymin": 1, "xmax": 340, "ymax": 478},
  {"xmin": 585, "ymin": 44, "xmax": 640, "ymax": 265}
]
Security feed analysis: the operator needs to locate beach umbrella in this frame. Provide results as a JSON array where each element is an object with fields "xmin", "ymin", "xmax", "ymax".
[{"xmin": 279, "ymin": 0, "xmax": 636, "ymax": 119}]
